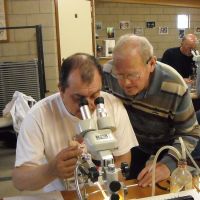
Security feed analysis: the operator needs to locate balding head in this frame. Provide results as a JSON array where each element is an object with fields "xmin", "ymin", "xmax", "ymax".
[
  {"xmin": 181, "ymin": 33, "xmax": 198, "ymax": 56},
  {"xmin": 182, "ymin": 34, "xmax": 198, "ymax": 43},
  {"xmin": 113, "ymin": 34, "xmax": 154, "ymax": 65}
]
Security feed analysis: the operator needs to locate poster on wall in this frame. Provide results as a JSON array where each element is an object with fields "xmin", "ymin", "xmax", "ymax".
[
  {"xmin": 107, "ymin": 27, "xmax": 115, "ymax": 38},
  {"xmin": 179, "ymin": 29, "xmax": 185, "ymax": 39},
  {"xmin": 194, "ymin": 27, "xmax": 200, "ymax": 34},
  {"xmin": 159, "ymin": 27, "xmax": 168, "ymax": 35},
  {"xmin": 146, "ymin": 21, "xmax": 155, "ymax": 28},
  {"xmin": 119, "ymin": 21, "xmax": 130, "ymax": 30},
  {"xmin": 133, "ymin": 27, "xmax": 144, "ymax": 35},
  {"xmin": 96, "ymin": 22, "xmax": 102, "ymax": 30},
  {"xmin": 0, "ymin": 0, "xmax": 7, "ymax": 41}
]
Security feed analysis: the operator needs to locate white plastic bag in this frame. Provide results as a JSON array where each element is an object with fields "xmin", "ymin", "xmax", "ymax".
[{"xmin": 3, "ymin": 91, "xmax": 36, "ymax": 133}]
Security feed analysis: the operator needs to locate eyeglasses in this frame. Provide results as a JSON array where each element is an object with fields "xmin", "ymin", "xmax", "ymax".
[
  {"xmin": 113, "ymin": 72, "xmax": 142, "ymax": 81},
  {"xmin": 113, "ymin": 57, "xmax": 152, "ymax": 81}
]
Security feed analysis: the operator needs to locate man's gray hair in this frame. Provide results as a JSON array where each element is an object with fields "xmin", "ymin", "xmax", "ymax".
[{"xmin": 113, "ymin": 34, "xmax": 154, "ymax": 64}]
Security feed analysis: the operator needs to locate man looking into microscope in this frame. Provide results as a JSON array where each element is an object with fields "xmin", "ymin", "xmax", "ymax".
[
  {"xmin": 161, "ymin": 33, "xmax": 198, "ymax": 83},
  {"xmin": 12, "ymin": 53, "xmax": 138, "ymax": 192}
]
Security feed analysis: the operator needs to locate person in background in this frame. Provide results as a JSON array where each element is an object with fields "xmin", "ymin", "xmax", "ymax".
[
  {"xmin": 161, "ymin": 33, "xmax": 200, "ymax": 159},
  {"xmin": 103, "ymin": 34, "xmax": 200, "ymax": 187},
  {"xmin": 161, "ymin": 33, "xmax": 198, "ymax": 84},
  {"xmin": 12, "ymin": 53, "xmax": 138, "ymax": 192}
]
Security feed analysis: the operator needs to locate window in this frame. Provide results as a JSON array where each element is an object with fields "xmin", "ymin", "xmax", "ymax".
[{"xmin": 177, "ymin": 14, "xmax": 190, "ymax": 29}]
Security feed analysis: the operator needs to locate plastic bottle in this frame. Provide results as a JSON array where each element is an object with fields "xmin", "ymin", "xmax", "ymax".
[
  {"xmin": 192, "ymin": 170, "xmax": 200, "ymax": 191},
  {"xmin": 170, "ymin": 159, "xmax": 193, "ymax": 193}
]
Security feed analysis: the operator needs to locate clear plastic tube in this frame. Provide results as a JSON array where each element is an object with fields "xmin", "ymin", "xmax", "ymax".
[
  {"xmin": 196, "ymin": 66, "xmax": 200, "ymax": 96},
  {"xmin": 151, "ymin": 146, "xmax": 182, "ymax": 196},
  {"xmin": 185, "ymin": 145, "xmax": 200, "ymax": 174},
  {"xmin": 75, "ymin": 163, "xmax": 84, "ymax": 200},
  {"xmin": 179, "ymin": 137, "xmax": 186, "ymax": 160},
  {"xmin": 151, "ymin": 137, "xmax": 200, "ymax": 196}
]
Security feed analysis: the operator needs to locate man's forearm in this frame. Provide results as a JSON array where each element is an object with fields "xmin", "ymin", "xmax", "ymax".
[{"xmin": 12, "ymin": 163, "xmax": 56, "ymax": 191}]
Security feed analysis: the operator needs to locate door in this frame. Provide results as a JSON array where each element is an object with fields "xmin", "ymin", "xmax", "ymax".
[{"xmin": 56, "ymin": 0, "xmax": 93, "ymax": 62}]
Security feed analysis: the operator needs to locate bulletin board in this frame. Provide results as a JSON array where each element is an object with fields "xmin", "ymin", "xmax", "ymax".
[{"xmin": 0, "ymin": 0, "xmax": 7, "ymax": 41}]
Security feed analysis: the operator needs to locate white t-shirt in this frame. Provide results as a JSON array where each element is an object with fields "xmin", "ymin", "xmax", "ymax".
[{"xmin": 15, "ymin": 91, "xmax": 138, "ymax": 192}]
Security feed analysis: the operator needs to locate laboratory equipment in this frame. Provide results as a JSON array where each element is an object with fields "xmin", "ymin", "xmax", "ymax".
[
  {"xmin": 74, "ymin": 96, "xmax": 129, "ymax": 200},
  {"xmin": 191, "ymin": 49, "xmax": 200, "ymax": 96}
]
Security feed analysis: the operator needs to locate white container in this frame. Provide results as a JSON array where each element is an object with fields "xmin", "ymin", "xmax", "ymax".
[{"xmin": 103, "ymin": 39, "xmax": 115, "ymax": 57}]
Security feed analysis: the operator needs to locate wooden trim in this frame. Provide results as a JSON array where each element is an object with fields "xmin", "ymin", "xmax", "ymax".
[
  {"xmin": 98, "ymin": 0, "xmax": 200, "ymax": 8},
  {"xmin": 54, "ymin": 0, "xmax": 61, "ymax": 73},
  {"xmin": 0, "ymin": 0, "xmax": 8, "ymax": 42},
  {"xmin": 91, "ymin": 0, "xmax": 96, "ymax": 57}
]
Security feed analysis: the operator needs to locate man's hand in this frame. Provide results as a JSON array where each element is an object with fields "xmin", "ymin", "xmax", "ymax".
[
  {"xmin": 49, "ymin": 145, "xmax": 82, "ymax": 179},
  {"xmin": 137, "ymin": 162, "xmax": 170, "ymax": 187},
  {"xmin": 184, "ymin": 78, "xmax": 193, "ymax": 84}
]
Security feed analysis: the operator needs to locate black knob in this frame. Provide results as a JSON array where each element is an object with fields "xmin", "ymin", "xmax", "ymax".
[
  {"xmin": 110, "ymin": 193, "xmax": 120, "ymax": 200},
  {"xmin": 94, "ymin": 96, "xmax": 104, "ymax": 105},
  {"xmin": 121, "ymin": 162, "xmax": 130, "ymax": 179},
  {"xmin": 109, "ymin": 181, "xmax": 121, "ymax": 192},
  {"xmin": 88, "ymin": 167, "xmax": 99, "ymax": 183}
]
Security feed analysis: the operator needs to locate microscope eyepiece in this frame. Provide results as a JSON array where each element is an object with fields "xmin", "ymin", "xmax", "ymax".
[
  {"xmin": 79, "ymin": 97, "xmax": 91, "ymax": 120},
  {"xmin": 79, "ymin": 97, "xmax": 88, "ymax": 107},
  {"xmin": 95, "ymin": 97, "xmax": 107, "ymax": 118},
  {"xmin": 94, "ymin": 96, "xmax": 104, "ymax": 105}
]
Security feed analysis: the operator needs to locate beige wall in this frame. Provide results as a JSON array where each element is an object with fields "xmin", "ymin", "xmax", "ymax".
[
  {"xmin": 95, "ymin": 2, "xmax": 200, "ymax": 58},
  {"xmin": 2, "ymin": 1, "xmax": 200, "ymax": 96},
  {"xmin": 0, "ymin": 0, "xmax": 59, "ymax": 94}
]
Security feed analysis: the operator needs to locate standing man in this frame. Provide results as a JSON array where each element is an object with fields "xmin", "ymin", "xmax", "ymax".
[
  {"xmin": 103, "ymin": 34, "xmax": 200, "ymax": 187},
  {"xmin": 161, "ymin": 33, "xmax": 198, "ymax": 81},
  {"xmin": 12, "ymin": 53, "xmax": 138, "ymax": 192}
]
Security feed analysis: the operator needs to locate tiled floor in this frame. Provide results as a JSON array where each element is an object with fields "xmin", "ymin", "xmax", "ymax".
[{"xmin": 0, "ymin": 133, "xmax": 41, "ymax": 198}]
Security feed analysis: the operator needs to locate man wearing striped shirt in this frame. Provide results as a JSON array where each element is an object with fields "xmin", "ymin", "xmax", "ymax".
[{"xmin": 103, "ymin": 34, "xmax": 200, "ymax": 187}]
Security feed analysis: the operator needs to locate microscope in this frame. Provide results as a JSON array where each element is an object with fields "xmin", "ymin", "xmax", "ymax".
[
  {"xmin": 191, "ymin": 49, "xmax": 200, "ymax": 96},
  {"xmin": 74, "ymin": 96, "xmax": 129, "ymax": 200}
]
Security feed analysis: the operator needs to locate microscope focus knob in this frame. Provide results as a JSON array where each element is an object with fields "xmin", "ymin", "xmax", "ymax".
[
  {"xmin": 121, "ymin": 162, "xmax": 130, "ymax": 179},
  {"xmin": 110, "ymin": 193, "xmax": 120, "ymax": 200},
  {"xmin": 88, "ymin": 167, "xmax": 99, "ymax": 183},
  {"xmin": 109, "ymin": 181, "xmax": 121, "ymax": 192}
]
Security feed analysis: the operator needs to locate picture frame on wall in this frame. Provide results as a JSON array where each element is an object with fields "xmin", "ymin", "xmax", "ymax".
[
  {"xmin": 179, "ymin": 29, "xmax": 185, "ymax": 39},
  {"xmin": 0, "ymin": 0, "xmax": 8, "ymax": 41},
  {"xmin": 107, "ymin": 27, "xmax": 115, "ymax": 39},
  {"xmin": 194, "ymin": 27, "xmax": 200, "ymax": 34},
  {"xmin": 96, "ymin": 22, "xmax": 102, "ymax": 30},
  {"xmin": 119, "ymin": 21, "xmax": 130, "ymax": 30},
  {"xmin": 159, "ymin": 27, "xmax": 168, "ymax": 35},
  {"xmin": 133, "ymin": 27, "xmax": 144, "ymax": 35},
  {"xmin": 146, "ymin": 21, "xmax": 155, "ymax": 28}
]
